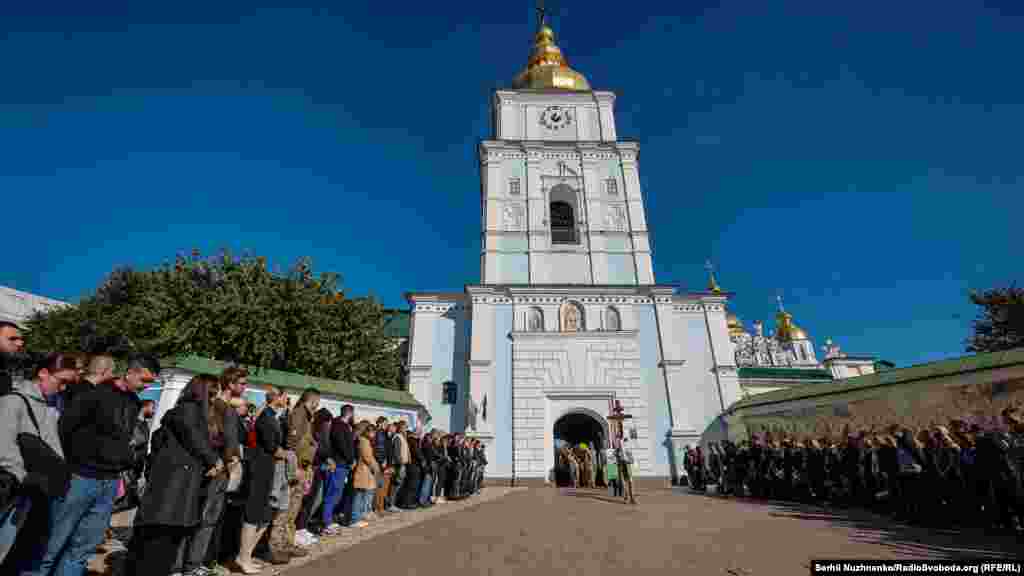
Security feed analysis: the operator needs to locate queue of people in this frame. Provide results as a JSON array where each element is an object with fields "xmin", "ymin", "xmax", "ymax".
[
  {"xmin": 0, "ymin": 338, "xmax": 490, "ymax": 576},
  {"xmin": 683, "ymin": 413, "xmax": 1024, "ymax": 532}
]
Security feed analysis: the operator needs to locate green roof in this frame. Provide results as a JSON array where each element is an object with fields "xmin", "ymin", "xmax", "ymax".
[
  {"xmin": 737, "ymin": 367, "xmax": 834, "ymax": 381},
  {"xmin": 382, "ymin": 310, "xmax": 410, "ymax": 339},
  {"xmin": 729, "ymin": 347, "xmax": 1024, "ymax": 411},
  {"xmin": 165, "ymin": 355, "xmax": 423, "ymax": 410}
]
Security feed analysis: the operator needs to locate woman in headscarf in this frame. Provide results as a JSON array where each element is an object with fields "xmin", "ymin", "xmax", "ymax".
[{"xmin": 127, "ymin": 374, "xmax": 223, "ymax": 576}]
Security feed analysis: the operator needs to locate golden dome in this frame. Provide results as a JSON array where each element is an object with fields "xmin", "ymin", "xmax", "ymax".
[
  {"xmin": 788, "ymin": 324, "xmax": 809, "ymax": 341},
  {"xmin": 512, "ymin": 25, "xmax": 591, "ymax": 91},
  {"xmin": 774, "ymin": 310, "xmax": 810, "ymax": 341},
  {"xmin": 727, "ymin": 312, "xmax": 747, "ymax": 338}
]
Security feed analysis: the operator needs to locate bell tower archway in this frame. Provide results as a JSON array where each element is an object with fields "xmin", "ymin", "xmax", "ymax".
[{"xmin": 551, "ymin": 408, "xmax": 608, "ymax": 487}]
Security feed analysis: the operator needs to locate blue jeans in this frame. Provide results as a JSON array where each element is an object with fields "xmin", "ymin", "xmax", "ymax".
[
  {"xmin": 24, "ymin": 474, "xmax": 118, "ymax": 576},
  {"xmin": 0, "ymin": 495, "xmax": 32, "ymax": 565},
  {"xmin": 320, "ymin": 464, "xmax": 350, "ymax": 527},
  {"xmin": 418, "ymin": 473, "xmax": 433, "ymax": 506},
  {"xmin": 351, "ymin": 490, "xmax": 370, "ymax": 524},
  {"xmin": 366, "ymin": 489, "xmax": 375, "ymax": 515}
]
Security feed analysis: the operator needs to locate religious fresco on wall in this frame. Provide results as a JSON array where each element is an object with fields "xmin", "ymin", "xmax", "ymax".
[{"xmin": 738, "ymin": 376, "xmax": 1024, "ymax": 439}]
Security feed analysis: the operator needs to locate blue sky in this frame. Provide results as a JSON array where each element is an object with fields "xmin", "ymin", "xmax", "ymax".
[{"xmin": 1, "ymin": 1, "xmax": 1020, "ymax": 368}]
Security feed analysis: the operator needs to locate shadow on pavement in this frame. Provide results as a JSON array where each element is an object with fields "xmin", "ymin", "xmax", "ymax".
[
  {"xmin": 691, "ymin": 491, "xmax": 1022, "ymax": 560},
  {"xmin": 563, "ymin": 490, "xmax": 632, "ymax": 505}
]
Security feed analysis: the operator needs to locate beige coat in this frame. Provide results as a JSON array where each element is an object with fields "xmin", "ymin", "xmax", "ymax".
[
  {"xmin": 353, "ymin": 436, "xmax": 380, "ymax": 490},
  {"xmin": 287, "ymin": 404, "xmax": 317, "ymax": 467}
]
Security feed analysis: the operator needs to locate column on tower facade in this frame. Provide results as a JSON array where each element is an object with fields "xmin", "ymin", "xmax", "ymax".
[
  {"xmin": 580, "ymin": 149, "xmax": 607, "ymax": 284},
  {"xmin": 406, "ymin": 298, "xmax": 438, "ymax": 407},
  {"xmin": 595, "ymin": 92, "xmax": 617, "ymax": 142},
  {"xmin": 701, "ymin": 295, "xmax": 743, "ymax": 435},
  {"xmin": 480, "ymin": 146, "xmax": 504, "ymax": 284},
  {"xmin": 525, "ymin": 146, "xmax": 545, "ymax": 283},
  {"xmin": 465, "ymin": 287, "xmax": 506, "ymax": 478},
  {"xmin": 618, "ymin": 144, "xmax": 654, "ymax": 285}
]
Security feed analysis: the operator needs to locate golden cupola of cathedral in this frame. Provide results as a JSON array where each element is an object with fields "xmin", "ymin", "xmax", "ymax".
[
  {"xmin": 774, "ymin": 307, "xmax": 809, "ymax": 342},
  {"xmin": 512, "ymin": 22, "xmax": 591, "ymax": 91},
  {"xmin": 726, "ymin": 312, "xmax": 748, "ymax": 338}
]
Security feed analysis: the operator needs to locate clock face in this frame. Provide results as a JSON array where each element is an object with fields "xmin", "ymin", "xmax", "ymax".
[{"xmin": 540, "ymin": 106, "xmax": 574, "ymax": 131}]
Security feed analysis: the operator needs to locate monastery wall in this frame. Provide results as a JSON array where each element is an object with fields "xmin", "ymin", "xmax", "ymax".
[{"xmin": 730, "ymin": 367, "xmax": 1024, "ymax": 439}]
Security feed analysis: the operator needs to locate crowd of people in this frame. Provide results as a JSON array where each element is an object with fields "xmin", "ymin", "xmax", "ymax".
[
  {"xmin": 682, "ymin": 413, "xmax": 1024, "ymax": 532},
  {"xmin": 555, "ymin": 436, "xmax": 638, "ymax": 505},
  {"xmin": 0, "ymin": 321, "xmax": 489, "ymax": 576}
]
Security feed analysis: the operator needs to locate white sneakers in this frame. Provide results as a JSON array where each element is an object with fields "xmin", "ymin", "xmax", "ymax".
[
  {"xmin": 295, "ymin": 529, "xmax": 319, "ymax": 547},
  {"xmin": 322, "ymin": 523, "xmax": 343, "ymax": 536}
]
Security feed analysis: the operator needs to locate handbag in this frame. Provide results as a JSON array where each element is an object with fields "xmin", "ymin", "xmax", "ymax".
[{"xmin": 11, "ymin": 393, "xmax": 70, "ymax": 499}]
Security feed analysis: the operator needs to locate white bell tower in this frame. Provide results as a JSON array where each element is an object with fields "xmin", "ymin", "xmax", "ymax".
[{"xmin": 478, "ymin": 15, "xmax": 654, "ymax": 287}]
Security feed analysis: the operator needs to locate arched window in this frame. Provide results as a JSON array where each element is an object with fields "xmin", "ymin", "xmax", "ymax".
[
  {"xmin": 798, "ymin": 344, "xmax": 807, "ymax": 361},
  {"xmin": 550, "ymin": 201, "xmax": 576, "ymax": 244},
  {"xmin": 605, "ymin": 306, "xmax": 621, "ymax": 331},
  {"xmin": 527, "ymin": 307, "xmax": 544, "ymax": 332}
]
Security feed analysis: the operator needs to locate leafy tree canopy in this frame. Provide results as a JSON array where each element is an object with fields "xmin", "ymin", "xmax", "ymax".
[
  {"xmin": 967, "ymin": 284, "xmax": 1024, "ymax": 354},
  {"xmin": 23, "ymin": 249, "xmax": 403, "ymax": 389}
]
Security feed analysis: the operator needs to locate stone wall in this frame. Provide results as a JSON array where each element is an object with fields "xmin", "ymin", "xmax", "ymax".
[
  {"xmin": 735, "ymin": 374, "xmax": 1024, "ymax": 439},
  {"xmin": 511, "ymin": 333, "xmax": 647, "ymax": 479}
]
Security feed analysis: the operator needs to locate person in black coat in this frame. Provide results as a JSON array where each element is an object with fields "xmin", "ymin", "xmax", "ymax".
[
  {"xmin": 398, "ymin": 432, "xmax": 423, "ymax": 509},
  {"xmin": 433, "ymin": 435, "xmax": 449, "ymax": 502},
  {"xmin": 418, "ymin": 435, "xmax": 436, "ymax": 507},
  {"xmin": 126, "ymin": 374, "xmax": 223, "ymax": 576},
  {"xmin": 232, "ymin": 387, "xmax": 288, "ymax": 574},
  {"xmin": 447, "ymin": 435, "xmax": 467, "ymax": 500}
]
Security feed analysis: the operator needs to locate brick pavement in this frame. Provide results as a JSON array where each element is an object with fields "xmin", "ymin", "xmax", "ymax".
[{"xmin": 279, "ymin": 486, "xmax": 1021, "ymax": 576}]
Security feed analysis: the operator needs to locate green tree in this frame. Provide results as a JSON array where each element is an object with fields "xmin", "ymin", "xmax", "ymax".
[
  {"xmin": 967, "ymin": 284, "xmax": 1024, "ymax": 353},
  {"xmin": 23, "ymin": 250, "xmax": 403, "ymax": 389}
]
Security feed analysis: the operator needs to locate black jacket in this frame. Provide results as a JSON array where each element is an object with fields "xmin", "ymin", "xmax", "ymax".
[
  {"xmin": 0, "ymin": 353, "xmax": 20, "ymax": 396},
  {"xmin": 0, "ymin": 368, "xmax": 11, "ymax": 396},
  {"xmin": 244, "ymin": 407, "xmax": 283, "ymax": 525},
  {"xmin": 131, "ymin": 418, "xmax": 151, "ymax": 476},
  {"xmin": 330, "ymin": 418, "xmax": 355, "ymax": 467},
  {"xmin": 136, "ymin": 399, "xmax": 218, "ymax": 527},
  {"xmin": 374, "ymin": 430, "xmax": 390, "ymax": 466},
  {"xmin": 420, "ymin": 440, "xmax": 435, "ymax": 472},
  {"xmin": 60, "ymin": 381, "xmax": 142, "ymax": 479},
  {"xmin": 59, "ymin": 379, "xmax": 97, "ymax": 417}
]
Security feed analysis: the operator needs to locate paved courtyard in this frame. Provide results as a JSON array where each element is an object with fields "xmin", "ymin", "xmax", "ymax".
[{"xmin": 282, "ymin": 486, "xmax": 1020, "ymax": 576}]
